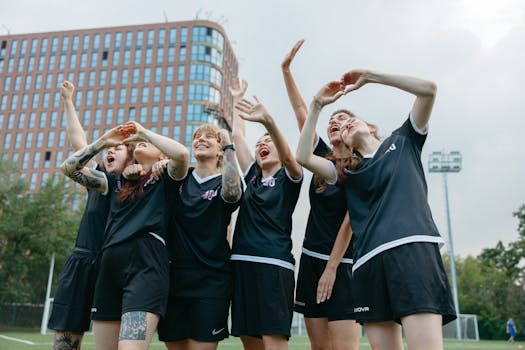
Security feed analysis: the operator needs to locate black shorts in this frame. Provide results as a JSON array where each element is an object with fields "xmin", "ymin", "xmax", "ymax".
[
  {"xmin": 352, "ymin": 242, "xmax": 457, "ymax": 325},
  {"xmin": 158, "ymin": 297, "xmax": 230, "ymax": 342},
  {"xmin": 231, "ymin": 261, "xmax": 295, "ymax": 338},
  {"xmin": 48, "ymin": 248, "xmax": 99, "ymax": 332},
  {"xmin": 294, "ymin": 253, "xmax": 355, "ymax": 321},
  {"xmin": 91, "ymin": 236, "xmax": 169, "ymax": 321}
]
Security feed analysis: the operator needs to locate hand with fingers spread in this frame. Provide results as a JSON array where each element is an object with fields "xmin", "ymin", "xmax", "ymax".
[
  {"xmin": 313, "ymin": 81, "xmax": 345, "ymax": 108},
  {"xmin": 235, "ymin": 97, "xmax": 273, "ymax": 127},
  {"xmin": 341, "ymin": 69, "xmax": 370, "ymax": 94},
  {"xmin": 60, "ymin": 81, "xmax": 75, "ymax": 100},
  {"xmin": 282, "ymin": 39, "xmax": 304, "ymax": 73},
  {"xmin": 229, "ymin": 77, "xmax": 248, "ymax": 101}
]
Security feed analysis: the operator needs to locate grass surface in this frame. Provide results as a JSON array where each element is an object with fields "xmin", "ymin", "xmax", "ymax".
[{"xmin": 0, "ymin": 330, "xmax": 522, "ymax": 350}]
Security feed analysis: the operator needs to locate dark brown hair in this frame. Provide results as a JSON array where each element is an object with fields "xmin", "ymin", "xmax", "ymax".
[{"xmin": 117, "ymin": 170, "xmax": 152, "ymax": 205}]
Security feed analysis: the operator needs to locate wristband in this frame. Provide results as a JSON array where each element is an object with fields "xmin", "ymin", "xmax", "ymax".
[{"xmin": 222, "ymin": 144, "xmax": 236, "ymax": 151}]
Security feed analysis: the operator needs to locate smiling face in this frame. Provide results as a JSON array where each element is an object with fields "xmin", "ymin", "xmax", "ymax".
[
  {"xmin": 192, "ymin": 124, "xmax": 222, "ymax": 164},
  {"xmin": 326, "ymin": 110, "xmax": 354, "ymax": 146},
  {"xmin": 103, "ymin": 144, "xmax": 133, "ymax": 174},
  {"xmin": 254, "ymin": 133, "xmax": 280, "ymax": 169}
]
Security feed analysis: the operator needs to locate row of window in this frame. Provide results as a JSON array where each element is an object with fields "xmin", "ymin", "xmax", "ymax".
[
  {"xmin": 2, "ymin": 63, "xmax": 222, "ymax": 92},
  {"xmin": 0, "ymin": 26, "xmax": 225, "ymax": 70},
  {"xmin": 1, "ymin": 81, "xmax": 222, "ymax": 111},
  {"xmin": 2, "ymin": 123, "xmax": 183, "ymax": 152},
  {"xmin": 0, "ymin": 42, "xmax": 224, "ymax": 73},
  {"xmin": 0, "ymin": 100, "xmax": 215, "ymax": 131}
]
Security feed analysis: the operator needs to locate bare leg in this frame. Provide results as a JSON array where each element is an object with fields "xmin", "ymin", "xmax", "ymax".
[
  {"xmin": 240, "ymin": 335, "xmax": 264, "ymax": 350},
  {"xmin": 304, "ymin": 317, "xmax": 332, "ymax": 350},
  {"xmin": 53, "ymin": 331, "xmax": 83, "ymax": 350},
  {"xmin": 328, "ymin": 319, "xmax": 361, "ymax": 350},
  {"xmin": 261, "ymin": 334, "xmax": 288, "ymax": 350},
  {"xmin": 364, "ymin": 321, "xmax": 403, "ymax": 350},
  {"xmin": 93, "ymin": 320, "xmax": 120, "ymax": 350},
  {"xmin": 165, "ymin": 339, "xmax": 219, "ymax": 350},
  {"xmin": 118, "ymin": 311, "xmax": 159, "ymax": 350},
  {"xmin": 402, "ymin": 313, "xmax": 443, "ymax": 350}
]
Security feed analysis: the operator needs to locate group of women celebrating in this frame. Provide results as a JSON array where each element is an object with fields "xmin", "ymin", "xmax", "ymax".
[{"xmin": 50, "ymin": 39, "xmax": 456, "ymax": 350}]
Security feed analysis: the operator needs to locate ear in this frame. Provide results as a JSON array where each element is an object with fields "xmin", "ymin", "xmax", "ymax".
[{"xmin": 369, "ymin": 125, "xmax": 377, "ymax": 135}]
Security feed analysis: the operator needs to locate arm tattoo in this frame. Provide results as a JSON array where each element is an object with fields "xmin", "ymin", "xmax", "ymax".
[
  {"xmin": 62, "ymin": 144, "xmax": 105, "ymax": 190},
  {"xmin": 119, "ymin": 311, "xmax": 147, "ymax": 341},
  {"xmin": 53, "ymin": 332, "xmax": 81, "ymax": 350},
  {"xmin": 221, "ymin": 149, "xmax": 242, "ymax": 202}
]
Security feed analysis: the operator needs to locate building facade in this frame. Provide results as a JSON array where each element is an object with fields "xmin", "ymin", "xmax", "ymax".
[{"xmin": 0, "ymin": 20, "xmax": 238, "ymax": 192}]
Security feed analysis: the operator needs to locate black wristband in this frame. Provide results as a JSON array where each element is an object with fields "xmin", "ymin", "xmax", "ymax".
[{"xmin": 222, "ymin": 144, "xmax": 235, "ymax": 151}]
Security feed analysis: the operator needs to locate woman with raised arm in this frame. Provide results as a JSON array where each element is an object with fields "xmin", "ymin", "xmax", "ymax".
[
  {"xmin": 296, "ymin": 70, "xmax": 456, "ymax": 350},
  {"xmin": 229, "ymin": 78, "xmax": 303, "ymax": 350},
  {"xmin": 61, "ymin": 121, "xmax": 189, "ymax": 350},
  {"xmin": 157, "ymin": 124, "xmax": 242, "ymax": 350},
  {"xmin": 49, "ymin": 81, "xmax": 135, "ymax": 350},
  {"xmin": 282, "ymin": 41, "xmax": 360, "ymax": 350}
]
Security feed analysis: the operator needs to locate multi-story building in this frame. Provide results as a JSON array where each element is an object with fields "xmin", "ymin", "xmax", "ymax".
[{"xmin": 0, "ymin": 20, "xmax": 238, "ymax": 193}]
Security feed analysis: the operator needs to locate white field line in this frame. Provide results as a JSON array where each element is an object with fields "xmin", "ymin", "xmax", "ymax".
[{"xmin": 0, "ymin": 334, "xmax": 35, "ymax": 345}]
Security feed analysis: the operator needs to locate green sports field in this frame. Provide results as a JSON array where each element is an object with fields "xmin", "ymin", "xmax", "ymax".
[{"xmin": 0, "ymin": 331, "xmax": 521, "ymax": 350}]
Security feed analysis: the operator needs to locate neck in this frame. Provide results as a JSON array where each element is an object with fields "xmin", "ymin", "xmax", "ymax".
[
  {"xmin": 356, "ymin": 136, "xmax": 381, "ymax": 157},
  {"xmin": 332, "ymin": 142, "xmax": 353, "ymax": 158},
  {"xmin": 261, "ymin": 162, "xmax": 281, "ymax": 178},
  {"xmin": 195, "ymin": 158, "xmax": 220, "ymax": 178}
]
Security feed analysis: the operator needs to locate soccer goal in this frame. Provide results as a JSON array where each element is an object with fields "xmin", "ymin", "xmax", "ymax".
[{"xmin": 443, "ymin": 313, "xmax": 479, "ymax": 341}]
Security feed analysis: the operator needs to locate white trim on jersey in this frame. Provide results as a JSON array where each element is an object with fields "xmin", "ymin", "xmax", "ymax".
[
  {"xmin": 284, "ymin": 167, "xmax": 303, "ymax": 183},
  {"xmin": 326, "ymin": 161, "xmax": 338, "ymax": 185},
  {"xmin": 409, "ymin": 112, "xmax": 429, "ymax": 135},
  {"xmin": 230, "ymin": 254, "xmax": 295, "ymax": 271},
  {"xmin": 101, "ymin": 172, "xmax": 109, "ymax": 196},
  {"xmin": 302, "ymin": 247, "xmax": 353, "ymax": 264},
  {"xmin": 148, "ymin": 231, "xmax": 166, "ymax": 245},
  {"xmin": 352, "ymin": 234, "xmax": 445, "ymax": 273},
  {"xmin": 192, "ymin": 170, "xmax": 221, "ymax": 184}
]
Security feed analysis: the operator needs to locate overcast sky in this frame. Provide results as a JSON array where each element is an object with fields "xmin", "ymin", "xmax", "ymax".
[{"xmin": 1, "ymin": 0, "xmax": 524, "ymax": 259}]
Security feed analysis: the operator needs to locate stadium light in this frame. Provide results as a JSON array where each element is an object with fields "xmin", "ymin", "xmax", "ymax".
[{"xmin": 429, "ymin": 150, "xmax": 462, "ymax": 339}]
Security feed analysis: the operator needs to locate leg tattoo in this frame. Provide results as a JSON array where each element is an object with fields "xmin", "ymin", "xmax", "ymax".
[{"xmin": 119, "ymin": 311, "xmax": 147, "ymax": 341}]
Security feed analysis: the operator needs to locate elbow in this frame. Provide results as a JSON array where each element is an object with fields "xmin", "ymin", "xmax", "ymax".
[
  {"xmin": 60, "ymin": 161, "xmax": 70, "ymax": 176},
  {"xmin": 295, "ymin": 151, "xmax": 309, "ymax": 167},
  {"xmin": 424, "ymin": 80, "xmax": 437, "ymax": 97}
]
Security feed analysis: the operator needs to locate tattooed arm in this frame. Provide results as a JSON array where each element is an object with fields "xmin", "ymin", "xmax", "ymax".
[
  {"xmin": 218, "ymin": 129, "xmax": 242, "ymax": 203},
  {"xmin": 60, "ymin": 127, "xmax": 126, "ymax": 193}
]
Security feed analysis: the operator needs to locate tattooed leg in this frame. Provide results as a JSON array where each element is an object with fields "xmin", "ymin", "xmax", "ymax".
[
  {"xmin": 53, "ymin": 331, "xmax": 83, "ymax": 350},
  {"xmin": 119, "ymin": 311, "xmax": 160, "ymax": 350}
]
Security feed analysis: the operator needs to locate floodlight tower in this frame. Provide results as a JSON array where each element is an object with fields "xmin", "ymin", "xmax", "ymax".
[{"xmin": 428, "ymin": 150, "xmax": 462, "ymax": 339}]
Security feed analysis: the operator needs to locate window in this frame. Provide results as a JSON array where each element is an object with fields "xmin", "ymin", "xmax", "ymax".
[
  {"xmin": 14, "ymin": 75, "xmax": 21, "ymax": 90},
  {"xmin": 123, "ymin": 50, "xmax": 131, "ymax": 65},
  {"xmin": 121, "ymin": 69, "xmax": 129, "ymax": 84},
  {"xmin": 22, "ymin": 153, "xmax": 30, "ymax": 169},
  {"xmin": 39, "ymin": 112, "xmax": 47, "ymax": 128},
  {"xmin": 191, "ymin": 45, "xmax": 223, "ymax": 67},
  {"xmin": 88, "ymin": 71, "xmax": 96, "ymax": 85},
  {"xmin": 143, "ymin": 68, "xmax": 151, "ymax": 83},
  {"xmin": 35, "ymin": 74, "xmax": 42, "ymax": 89},
  {"xmin": 55, "ymin": 151, "xmax": 63, "ymax": 167},
  {"xmin": 165, "ymin": 86, "xmax": 172, "ymax": 102},
  {"xmin": 108, "ymin": 89, "xmax": 115, "ymax": 104},
  {"xmin": 172, "ymin": 126, "xmax": 180, "ymax": 141},
  {"xmin": 50, "ymin": 112, "xmax": 58, "ymax": 127},
  {"xmin": 140, "ymin": 107, "xmax": 148, "ymax": 123},
  {"xmin": 169, "ymin": 28, "xmax": 177, "ymax": 46},
  {"xmin": 119, "ymin": 88, "xmax": 127, "ymax": 104},
  {"xmin": 97, "ymin": 89, "xmax": 104, "ymax": 105},
  {"xmin": 132, "ymin": 68, "xmax": 140, "ymax": 84},
  {"xmin": 58, "ymin": 130, "xmax": 66, "ymax": 147},
  {"xmin": 166, "ymin": 66, "xmax": 174, "ymax": 82},
  {"xmin": 3, "ymin": 133, "xmax": 11, "ymax": 148},
  {"xmin": 21, "ymin": 94, "xmax": 29, "ymax": 109},
  {"xmin": 14, "ymin": 132, "xmax": 22, "ymax": 149},
  {"xmin": 45, "ymin": 74, "xmax": 53, "ymax": 89},
  {"xmin": 36, "ymin": 132, "xmax": 44, "ymax": 147},
  {"xmin": 99, "ymin": 70, "xmax": 107, "ymax": 85},
  {"xmin": 155, "ymin": 67, "xmax": 162, "ymax": 82},
  {"xmin": 18, "ymin": 113, "xmax": 25, "ymax": 128},
  {"xmin": 86, "ymin": 90, "xmax": 93, "ymax": 106},
  {"xmin": 75, "ymin": 90, "xmax": 83, "ymax": 106},
  {"xmin": 141, "ymin": 87, "xmax": 149, "ymax": 103},
  {"xmin": 156, "ymin": 48, "xmax": 164, "ymax": 63},
  {"xmin": 153, "ymin": 86, "xmax": 160, "ymax": 102},
  {"xmin": 69, "ymin": 54, "xmax": 77, "ymax": 69},
  {"xmin": 162, "ymin": 105, "xmax": 171, "ymax": 122},
  {"xmin": 105, "ymin": 108, "xmax": 113, "ymax": 125},
  {"xmin": 134, "ymin": 48, "xmax": 142, "ymax": 64},
  {"xmin": 29, "ymin": 113, "xmax": 36, "ymax": 128},
  {"xmin": 82, "ymin": 34, "xmax": 90, "ymax": 52},
  {"xmin": 7, "ymin": 114, "xmax": 15, "ymax": 128},
  {"xmin": 145, "ymin": 48, "xmax": 152, "ymax": 64},
  {"xmin": 117, "ymin": 108, "xmax": 125, "ymax": 124},
  {"xmin": 158, "ymin": 29, "xmax": 166, "ymax": 46},
  {"xmin": 151, "ymin": 106, "xmax": 158, "ymax": 122},
  {"xmin": 187, "ymin": 103, "xmax": 206, "ymax": 122},
  {"xmin": 178, "ymin": 65, "xmax": 185, "ymax": 81},
  {"xmin": 33, "ymin": 152, "xmax": 40, "ymax": 168},
  {"xmin": 176, "ymin": 85, "xmax": 184, "ymax": 101},
  {"xmin": 112, "ymin": 51, "xmax": 120, "ymax": 66},
  {"xmin": 188, "ymin": 84, "xmax": 221, "ymax": 104},
  {"xmin": 25, "ymin": 132, "xmax": 33, "ymax": 148},
  {"xmin": 128, "ymin": 107, "xmax": 136, "ymax": 120},
  {"xmin": 83, "ymin": 110, "xmax": 91, "ymax": 126},
  {"xmin": 110, "ymin": 69, "xmax": 118, "ymax": 85},
  {"xmin": 78, "ymin": 72, "xmax": 85, "ymax": 87},
  {"xmin": 11, "ymin": 95, "xmax": 18, "ymax": 109},
  {"xmin": 90, "ymin": 52, "xmax": 98, "ymax": 67},
  {"xmin": 147, "ymin": 29, "xmax": 155, "ymax": 47},
  {"xmin": 174, "ymin": 105, "xmax": 182, "ymax": 121},
  {"xmin": 130, "ymin": 87, "xmax": 138, "ymax": 103}
]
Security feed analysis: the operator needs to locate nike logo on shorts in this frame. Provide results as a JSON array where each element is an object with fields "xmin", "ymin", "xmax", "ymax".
[{"xmin": 212, "ymin": 328, "xmax": 224, "ymax": 335}]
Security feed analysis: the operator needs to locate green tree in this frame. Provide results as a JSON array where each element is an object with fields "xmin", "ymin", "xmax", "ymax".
[{"xmin": 0, "ymin": 158, "xmax": 82, "ymax": 303}]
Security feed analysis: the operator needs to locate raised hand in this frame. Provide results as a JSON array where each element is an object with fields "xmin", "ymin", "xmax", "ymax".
[
  {"xmin": 313, "ymin": 81, "xmax": 345, "ymax": 108},
  {"xmin": 282, "ymin": 39, "xmax": 304, "ymax": 72},
  {"xmin": 229, "ymin": 78, "xmax": 248, "ymax": 101},
  {"xmin": 119, "ymin": 121, "xmax": 148, "ymax": 143},
  {"xmin": 341, "ymin": 69, "xmax": 370, "ymax": 93},
  {"xmin": 100, "ymin": 126, "xmax": 128, "ymax": 148},
  {"xmin": 235, "ymin": 97, "xmax": 272, "ymax": 126},
  {"xmin": 60, "ymin": 81, "xmax": 75, "ymax": 100}
]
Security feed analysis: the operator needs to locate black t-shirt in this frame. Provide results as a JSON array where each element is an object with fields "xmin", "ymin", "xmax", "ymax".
[
  {"xmin": 231, "ymin": 163, "xmax": 302, "ymax": 270},
  {"xmin": 103, "ymin": 171, "xmax": 177, "ymax": 249},
  {"xmin": 303, "ymin": 138, "xmax": 352, "ymax": 260},
  {"xmin": 343, "ymin": 116, "xmax": 443, "ymax": 272},
  {"xmin": 74, "ymin": 165, "xmax": 111, "ymax": 251},
  {"xmin": 168, "ymin": 168, "xmax": 241, "ymax": 298}
]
